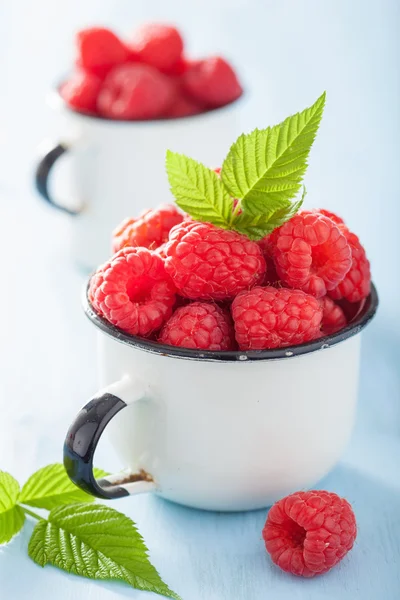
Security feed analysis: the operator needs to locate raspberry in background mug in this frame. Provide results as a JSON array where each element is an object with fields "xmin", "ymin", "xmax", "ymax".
[{"xmin": 34, "ymin": 24, "xmax": 244, "ymax": 271}]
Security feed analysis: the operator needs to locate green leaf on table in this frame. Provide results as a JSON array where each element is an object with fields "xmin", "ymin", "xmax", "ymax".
[
  {"xmin": 221, "ymin": 92, "xmax": 325, "ymax": 212},
  {"xmin": 28, "ymin": 503, "xmax": 180, "ymax": 600},
  {"xmin": 166, "ymin": 150, "xmax": 234, "ymax": 228},
  {"xmin": 233, "ymin": 188, "xmax": 306, "ymax": 239},
  {"xmin": 0, "ymin": 471, "xmax": 25, "ymax": 544},
  {"xmin": 19, "ymin": 463, "xmax": 108, "ymax": 510}
]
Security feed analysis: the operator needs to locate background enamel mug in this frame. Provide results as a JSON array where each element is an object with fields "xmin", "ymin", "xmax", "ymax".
[
  {"xmin": 34, "ymin": 90, "xmax": 243, "ymax": 271},
  {"xmin": 63, "ymin": 285, "xmax": 378, "ymax": 512}
]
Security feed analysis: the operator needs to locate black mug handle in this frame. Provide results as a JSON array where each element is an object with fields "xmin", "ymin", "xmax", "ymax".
[
  {"xmin": 64, "ymin": 376, "xmax": 156, "ymax": 500},
  {"xmin": 34, "ymin": 142, "xmax": 83, "ymax": 216}
]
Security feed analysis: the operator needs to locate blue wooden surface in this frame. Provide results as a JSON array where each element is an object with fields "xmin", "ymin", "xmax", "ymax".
[{"xmin": 0, "ymin": 1, "xmax": 399, "ymax": 599}]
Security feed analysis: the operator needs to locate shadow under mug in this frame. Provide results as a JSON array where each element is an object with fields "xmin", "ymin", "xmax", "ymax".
[
  {"xmin": 34, "ymin": 90, "xmax": 244, "ymax": 271},
  {"xmin": 63, "ymin": 284, "xmax": 378, "ymax": 512}
]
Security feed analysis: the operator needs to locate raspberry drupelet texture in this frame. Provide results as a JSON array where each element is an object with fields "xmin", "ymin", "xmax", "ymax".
[
  {"xmin": 89, "ymin": 247, "xmax": 176, "ymax": 337},
  {"xmin": 263, "ymin": 490, "xmax": 357, "ymax": 577},
  {"xmin": 329, "ymin": 227, "xmax": 371, "ymax": 303},
  {"xmin": 231, "ymin": 287, "xmax": 322, "ymax": 350},
  {"xmin": 97, "ymin": 64, "xmax": 175, "ymax": 120},
  {"xmin": 182, "ymin": 56, "xmax": 243, "ymax": 108},
  {"xmin": 164, "ymin": 221, "xmax": 266, "ymax": 300},
  {"xmin": 61, "ymin": 71, "xmax": 102, "ymax": 114},
  {"xmin": 320, "ymin": 296, "xmax": 347, "ymax": 335},
  {"xmin": 76, "ymin": 27, "xmax": 129, "ymax": 77},
  {"xmin": 268, "ymin": 212, "xmax": 352, "ymax": 298},
  {"xmin": 258, "ymin": 236, "xmax": 281, "ymax": 286},
  {"xmin": 302, "ymin": 208, "xmax": 345, "ymax": 226},
  {"xmin": 127, "ymin": 24, "xmax": 184, "ymax": 73},
  {"xmin": 159, "ymin": 302, "xmax": 235, "ymax": 350},
  {"xmin": 112, "ymin": 204, "xmax": 184, "ymax": 253}
]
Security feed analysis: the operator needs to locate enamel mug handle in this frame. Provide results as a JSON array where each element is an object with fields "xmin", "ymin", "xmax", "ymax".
[
  {"xmin": 63, "ymin": 375, "xmax": 156, "ymax": 500},
  {"xmin": 34, "ymin": 140, "xmax": 84, "ymax": 216}
]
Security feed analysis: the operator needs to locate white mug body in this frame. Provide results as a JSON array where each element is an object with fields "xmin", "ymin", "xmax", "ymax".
[
  {"xmin": 39, "ymin": 94, "xmax": 243, "ymax": 270},
  {"xmin": 64, "ymin": 286, "xmax": 377, "ymax": 511},
  {"xmin": 98, "ymin": 331, "xmax": 360, "ymax": 511}
]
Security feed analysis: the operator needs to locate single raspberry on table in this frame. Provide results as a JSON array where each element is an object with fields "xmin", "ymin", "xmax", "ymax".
[
  {"xmin": 127, "ymin": 24, "xmax": 184, "ymax": 74},
  {"xmin": 164, "ymin": 221, "xmax": 266, "ymax": 300},
  {"xmin": 231, "ymin": 287, "xmax": 322, "ymax": 350},
  {"xmin": 320, "ymin": 296, "xmax": 347, "ymax": 335},
  {"xmin": 75, "ymin": 27, "xmax": 129, "ymax": 77},
  {"xmin": 159, "ymin": 302, "xmax": 235, "ymax": 351},
  {"xmin": 97, "ymin": 64, "xmax": 175, "ymax": 120},
  {"xmin": 329, "ymin": 227, "xmax": 371, "ymax": 303},
  {"xmin": 268, "ymin": 212, "xmax": 352, "ymax": 298},
  {"xmin": 112, "ymin": 204, "xmax": 184, "ymax": 253},
  {"xmin": 89, "ymin": 247, "xmax": 176, "ymax": 337},
  {"xmin": 182, "ymin": 56, "xmax": 243, "ymax": 108},
  {"xmin": 263, "ymin": 490, "xmax": 357, "ymax": 577},
  {"xmin": 61, "ymin": 71, "xmax": 102, "ymax": 114}
]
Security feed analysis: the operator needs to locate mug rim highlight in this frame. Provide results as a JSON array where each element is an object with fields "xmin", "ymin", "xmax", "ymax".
[
  {"xmin": 83, "ymin": 282, "xmax": 378, "ymax": 362},
  {"xmin": 49, "ymin": 83, "xmax": 246, "ymax": 126}
]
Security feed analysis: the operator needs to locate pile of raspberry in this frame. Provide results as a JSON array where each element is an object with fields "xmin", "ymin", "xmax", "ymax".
[
  {"xmin": 89, "ymin": 204, "xmax": 371, "ymax": 352},
  {"xmin": 61, "ymin": 24, "xmax": 242, "ymax": 120}
]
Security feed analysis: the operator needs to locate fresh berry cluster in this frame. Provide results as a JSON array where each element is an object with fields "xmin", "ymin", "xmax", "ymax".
[
  {"xmin": 263, "ymin": 490, "xmax": 357, "ymax": 577},
  {"xmin": 61, "ymin": 24, "xmax": 242, "ymax": 120},
  {"xmin": 88, "ymin": 203, "xmax": 371, "ymax": 352}
]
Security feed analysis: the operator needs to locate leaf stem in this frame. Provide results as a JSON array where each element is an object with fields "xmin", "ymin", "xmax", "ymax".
[
  {"xmin": 21, "ymin": 506, "xmax": 45, "ymax": 521},
  {"xmin": 230, "ymin": 199, "xmax": 242, "ymax": 224}
]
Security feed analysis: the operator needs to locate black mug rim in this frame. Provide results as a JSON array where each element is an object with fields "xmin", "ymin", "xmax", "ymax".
[{"xmin": 83, "ymin": 282, "xmax": 378, "ymax": 362}]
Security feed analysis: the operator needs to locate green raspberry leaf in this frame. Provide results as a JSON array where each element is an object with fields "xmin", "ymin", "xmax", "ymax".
[
  {"xmin": 166, "ymin": 150, "xmax": 234, "ymax": 228},
  {"xmin": 0, "ymin": 471, "xmax": 25, "ymax": 544},
  {"xmin": 28, "ymin": 503, "xmax": 180, "ymax": 600},
  {"xmin": 221, "ymin": 92, "xmax": 325, "ymax": 211},
  {"xmin": 233, "ymin": 188, "xmax": 306, "ymax": 240},
  {"xmin": 19, "ymin": 463, "xmax": 108, "ymax": 510},
  {"xmin": 233, "ymin": 199, "xmax": 304, "ymax": 240}
]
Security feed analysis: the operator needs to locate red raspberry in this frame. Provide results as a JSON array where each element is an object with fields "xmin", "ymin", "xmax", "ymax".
[
  {"xmin": 258, "ymin": 236, "xmax": 281, "ymax": 286},
  {"xmin": 165, "ymin": 57, "xmax": 189, "ymax": 76},
  {"xmin": 159, "ymin": 302, "xmax": 235, "ymax": 351},
  {"xmin": 164, "ymin": 221, "xmax": 266, "ymax": 300},
  {"xmin": 182, "ymin": 56, "xmax": 243, "ymax": 108},
  {"xmin": 231, "ymin": 287, "xmax": 322, "ymax": 350},
  {"xmin": 302, "ymin": 208, "xmax": 345, "ymax": 226},
  {"xmin": 329, "ymin": 227, "xmax": 371, "ymax": 303},
  {"xmin": 61, "ymin": 71, "xmax": 102, "ymax": 114},
  {"xmin": 112, "ymin": 204, "xmax": 184, "ymax": 253},
  {"xmin": 88, "ymin": 247, "xmax": 176, "ymax": 337},
  {"xmin": 75, "ymin": 27, "xmax": 129, "ymax": 77},
  {"xmin": 337, "ymin": 298, "xmax": 366, "ymax": 323},
  {"xmin": 97, "ymin": 64, "xmax": 175, "ymax": 120},
  {"xmin": 263, "ymin": 490, "xmax": 357, "ymax": 577},
  {"xmin": 320, "ymin": 296, "xmax": 347, "ymax": 335},
  {"xmin": 269, "ymin": 212, "xmax": 352, "ymax": 298},
  {"xmin": 318, "ymin": 209, "xmax": 345, "ymax": 225},
  {"xmin": 165, "ymin": 93, "xmax": 203, "ymax": 118},
  {"xmin": 155, "ymin": 243, "xmax": 168, "ymax": 259},
  {"xmin": 127, "ymin": 24, "xmax": 184, "ymax": 74}
]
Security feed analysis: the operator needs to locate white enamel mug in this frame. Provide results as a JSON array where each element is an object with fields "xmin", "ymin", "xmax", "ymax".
[
  {"xmin": 64, "ymin": 286, "xmax": 378, "ymax": 512},
  {"xmin": 34, "ymin": 90, "xmax": 243, "ymax": 271}
]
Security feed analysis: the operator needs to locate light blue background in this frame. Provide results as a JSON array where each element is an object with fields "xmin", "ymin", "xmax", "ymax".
[{"xmin": 0, "ymin": 1, "xmax": 399, "ymax": 599}]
